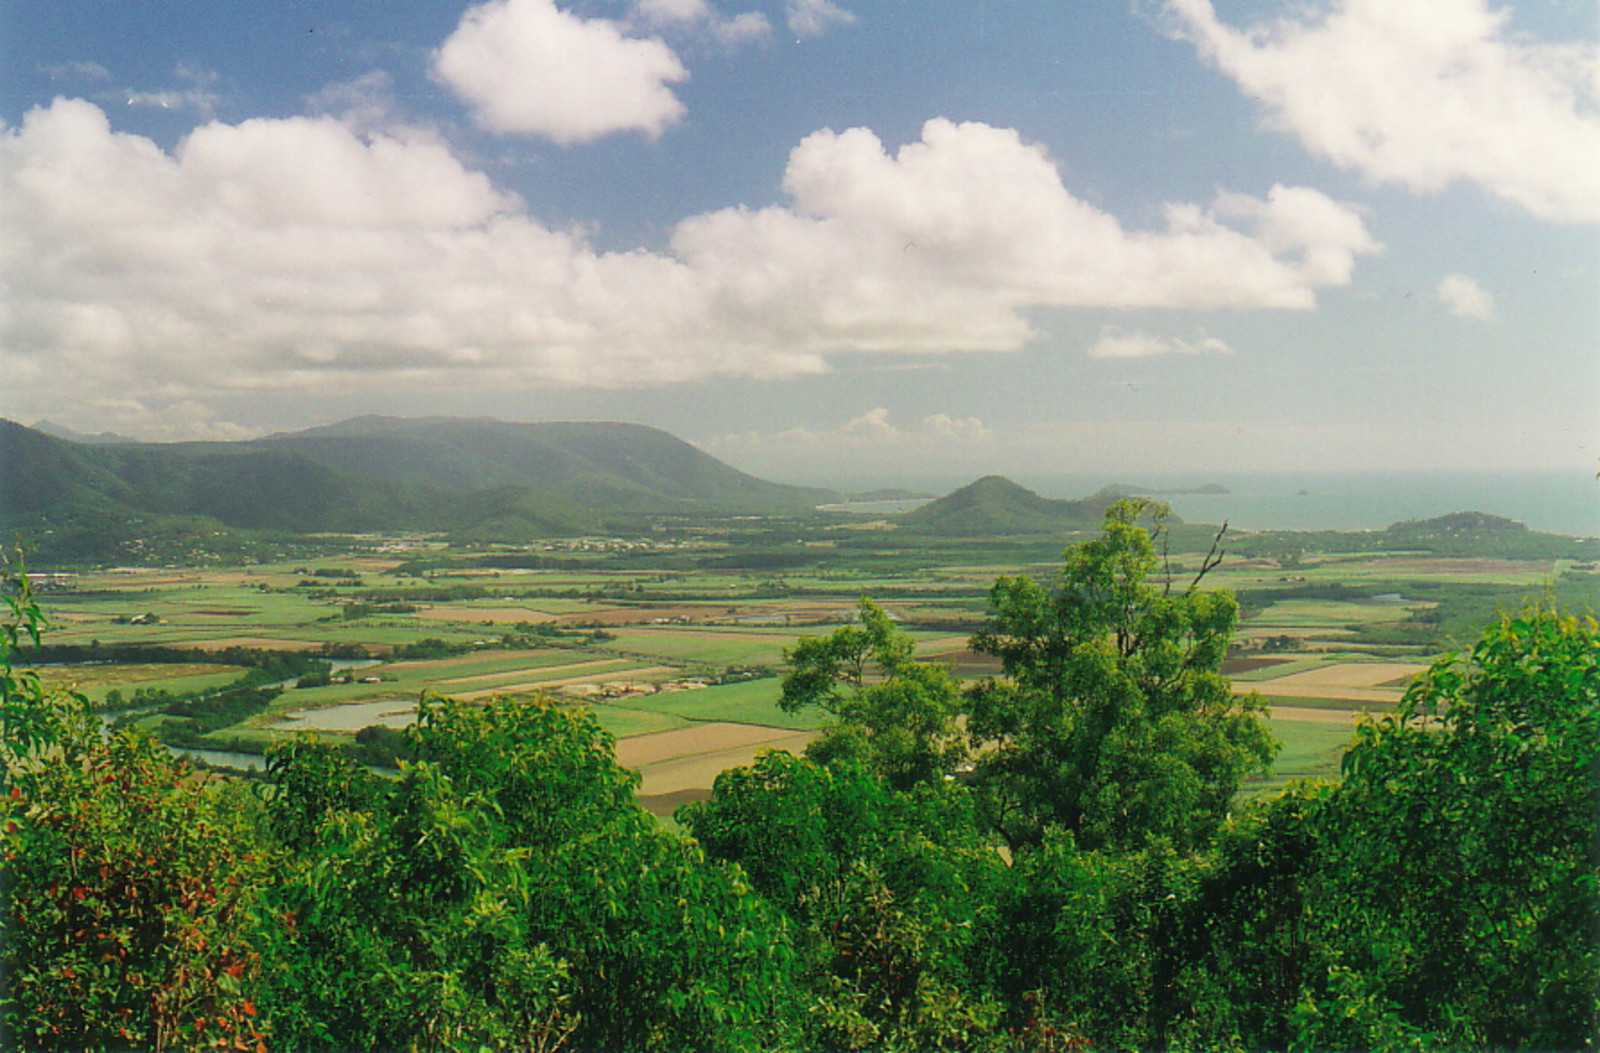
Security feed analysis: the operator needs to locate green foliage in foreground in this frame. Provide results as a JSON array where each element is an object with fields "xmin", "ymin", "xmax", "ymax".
[{"xmin": 3, "ymin": 510, "xmax": 1597, "ymax": 1052}]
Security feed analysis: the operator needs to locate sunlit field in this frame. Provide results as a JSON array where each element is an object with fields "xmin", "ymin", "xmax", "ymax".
[{"xmin": 29, "ymin": 533, "xmax": 1581, "ymax": 808}]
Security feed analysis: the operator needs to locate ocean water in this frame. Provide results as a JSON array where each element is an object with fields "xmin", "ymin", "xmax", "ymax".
[{"xmin": 1011, "ymin": 471, "xmax": 1600, "ymax": 537}]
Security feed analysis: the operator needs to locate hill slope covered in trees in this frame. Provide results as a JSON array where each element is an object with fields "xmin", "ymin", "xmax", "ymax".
[
  {"xmin": 897, "ymin": 475, "xmax": 1147, "ymax": 536},
  {"xmin": 0, "ymin": 417, "xmax": 835, "ymax": 560}
]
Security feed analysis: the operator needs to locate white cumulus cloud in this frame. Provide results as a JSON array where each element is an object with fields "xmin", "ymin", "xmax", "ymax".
[
  {"xmin": 41, "ymin": 61, "xmax": 113, "ymax": 83},
  {"xmin": 434, "ymin": 0, "xmax": 688, "ymax": 143},
  {"xmin": 1088, "ymin": 326, "xmax": 1233, "ymax": 359},
  {"xmin": 786, "ymin": 0, "xmax": 857, "ymax": 39},
  {"xmin": 1166, "ymin": 0, "xmax": 1600, "ymax": 223},
  {"xmin": 634, "ymin": 0, "xmax": 771, "ymax": 47},
  {"xmin": 1437, "ymin": 273, "xmax": 1495, "ymax": 320},
  {"xmin": 672, "ymin": 119, "xmax": 1378, "ymax": 357},
  {"xmin": 1, "ymin": 103, "xmax": 1378, "ymax": 433}
]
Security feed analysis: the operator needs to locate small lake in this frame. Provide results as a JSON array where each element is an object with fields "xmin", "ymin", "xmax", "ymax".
[{"xmin": 172, "ymin": 746, "xmax": 265, "ymax": 771}]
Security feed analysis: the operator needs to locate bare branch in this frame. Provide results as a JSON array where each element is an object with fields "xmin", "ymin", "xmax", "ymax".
[
  {"xmin": 1161, "ymin": 517, "xmax": 1174, "ymax": 597},
  {"xmin": 1186, "ymin": 520, "xmax": 1228, "ymax": 593}
]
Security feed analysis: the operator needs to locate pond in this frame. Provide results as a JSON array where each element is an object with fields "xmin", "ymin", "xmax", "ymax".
[{"xmin": 171, "ymin": 746, "xmax": 266, "ymax": 772}]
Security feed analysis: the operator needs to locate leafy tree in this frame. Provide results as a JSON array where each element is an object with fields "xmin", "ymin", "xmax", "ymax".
[
  {"xmin": 975, "ymin": 830, "xmax": 1177, "ymax": 1051},
  {"xmin": 1288, "ymin": 605, "xmax": 1600, "ymax": 1051},
  {"xmin": 262, "ymin": 695, "xmax": 800, "ymax": 1052},
  {"xmin": 1121, "ymin": 605, "xmax": 1600, "ymax": 1052},
  {"xmin": 3, "ymin": 563, "xmax": 271, "ymax": 1051},
  {"xmin": 780, "ymin": 599, "xmax": 967, "ymax": 790},
  {"xmin": 682, "ymin": 751, "xmax": 1005, "ymax": 1051},
  {"xmin": 263, "ymin": 737, "xmax": 383, "ymax": 851},
  {"xmin": 966, "ymin": 499, "xmax": 1275, "ymax": 852}
]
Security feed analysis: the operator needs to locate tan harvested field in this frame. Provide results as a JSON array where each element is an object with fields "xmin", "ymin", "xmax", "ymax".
[
  {"xmin": 636, "ymin": 788, "xmax": 708, "ymax": 817},
  {"xmin": 1267, "ymin": 662, "xmax": 1429, "ymax": 690},
  {"xmin": 1265, "ymin": 705, "xmax": 1370, "ymax": 726},
  {"xmin": 615, "ymin": 724, "xmax": 819, "ymax": 797},
  {"xmin": 1237, "ymin": 682, "xmax": 1403, "ymax": 706},
  {"xmin": 1237, "ymin": 661, "xmax": 1427, "ymax": 705},
  {"xmin": 450, "ymin": 665, "xmax": 678, "ymax": 701}
]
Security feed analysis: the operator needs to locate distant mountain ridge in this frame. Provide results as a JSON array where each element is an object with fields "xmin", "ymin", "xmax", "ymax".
[
  {"xmin": 0, "ymin": 416, "xmax": 836, "ymax": 560},
  {"xmin": 255, "ymin": 415, "xmax": 834, "ymax": 513},
  {"xmin": 31, "ymin": 420, "xmax": 139, "ymax": 445}
]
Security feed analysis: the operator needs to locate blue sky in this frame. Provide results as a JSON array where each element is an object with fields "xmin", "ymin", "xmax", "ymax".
[{"xmin": 2, "ymin": 0, "xmax": 1595, "ymax": 487}]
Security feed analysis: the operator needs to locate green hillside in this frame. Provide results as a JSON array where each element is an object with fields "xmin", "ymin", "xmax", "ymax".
[
  {"xmin": 262, "ymin": 416, "xmax": 834, "ymax": 513},
  {"xmin": 896, "ymin": 475, "xmax": 1130, "ymax": 536},
  {"xmin": 0, "ymin": 417, "xmax": 837, "ymax": 562}
]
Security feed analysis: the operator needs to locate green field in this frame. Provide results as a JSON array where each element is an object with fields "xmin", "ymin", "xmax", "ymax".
[
  {"xmin": 40, "ymin": 663, "xmax": 247, "ymax": 704},
  {"xmin": 614, "ymin": 678, "xmax": 826, "ymax": 731},
  {"xmin": 27, "ymin": 532, "xmax": 1576, "ymax": 802},
  {"xmin": 1254, "ymin": 718, "xmax": 1360, "ymax": 790}
]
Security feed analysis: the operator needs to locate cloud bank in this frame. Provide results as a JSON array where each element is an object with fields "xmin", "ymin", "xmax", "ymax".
[
  {"xmin": 705, "ymin": 407, "xmax": 993, "ymax": 476},
  {"xmin": 1088, "ymin": 327, "xmax": 1232, "ymax": 359},
  {"xmin": 786, "ymin": 0, "xmax": 857, "ymax": 40},
  {"xmin": 634, "ymin": 0, "xmax": 772, "ymax": 48},
  {"xmin": 1166, "ymin": 0, "xmax": 1600, "ymax": 223},
  {"xmin": 0, "ymin": 102, "xmax": 1377, "ymax": 430},
  {"xmin": 725, "ymin": 407, "xmax": 994, "ymax": 449}
]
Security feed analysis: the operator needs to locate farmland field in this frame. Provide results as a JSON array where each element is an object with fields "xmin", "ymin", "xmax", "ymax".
[
  {"xmin": 24, "ymin": 525, "xmax": 1594, "ymax": 809},
  {"xmin": 39, "ymin": 662, "xmax": 247, "ymax": 703}
]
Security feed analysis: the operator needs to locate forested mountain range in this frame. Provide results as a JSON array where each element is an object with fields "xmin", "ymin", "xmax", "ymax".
[{"xmin": 0, "ymin": 416, "xmax": 835, "ymax": 560}]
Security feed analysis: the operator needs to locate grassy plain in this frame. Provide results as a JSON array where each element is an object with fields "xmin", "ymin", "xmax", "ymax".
[
  {"xmin": 39, "ymin": 662, "xmax": 247, "ymax": 703},
  {"xmin": 27, "ymin": 522, "xmax": 1595, "ymax": 804}
]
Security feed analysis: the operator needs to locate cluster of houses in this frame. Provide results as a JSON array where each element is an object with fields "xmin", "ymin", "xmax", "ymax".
[{"xmin": 557, "ymin": 676, "xmax": 714, "ymax": 701}]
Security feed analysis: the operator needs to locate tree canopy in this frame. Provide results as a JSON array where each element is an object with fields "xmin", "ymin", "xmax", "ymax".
[
  {"xmin": 3, "ymin": 521, "xmax": 1596, "ymax": 1051},
  {"xmin": 967, "ymin": 498, "xmax": 1276, "ymax": 851}
]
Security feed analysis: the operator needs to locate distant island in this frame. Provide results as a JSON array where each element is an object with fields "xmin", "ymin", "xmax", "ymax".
[{"xmin": 896, "ymin": 476, "xmax": 1161, "ymax": 537}]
